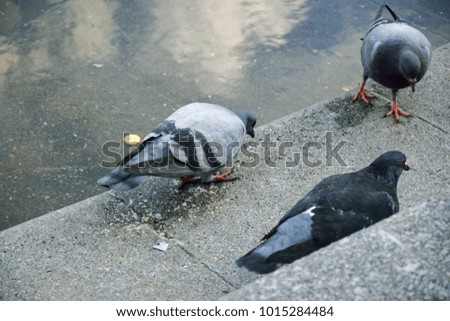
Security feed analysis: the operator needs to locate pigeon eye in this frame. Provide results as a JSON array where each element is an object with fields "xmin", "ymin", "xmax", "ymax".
[{"xmin": 400, "ymin": 161, "xmax": 410, "ymax": 170}]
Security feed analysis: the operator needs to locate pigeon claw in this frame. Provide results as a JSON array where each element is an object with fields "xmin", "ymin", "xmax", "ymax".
[
  {"xmin": 385, "ymin": 97, "xmax": 410, "ymax": 123},
  {"xmin": 178, "ymin": 176, "xmax": 201, "ymax": 190},
  {"xmin": 352, "ymin": 81, "xmax": 375, "ymax": 105},
  {"xmin": 212, "ymin": 171, "xmax": 240, "ymax": 183},
  {"xmin": 178, "ymin": 172, "xmax": 239, "ymax": 190}
]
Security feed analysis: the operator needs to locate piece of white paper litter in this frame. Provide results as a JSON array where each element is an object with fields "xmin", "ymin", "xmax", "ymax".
[{"xmin": 153, "ymin": 242, "xmax": 169, "ymax": 252}]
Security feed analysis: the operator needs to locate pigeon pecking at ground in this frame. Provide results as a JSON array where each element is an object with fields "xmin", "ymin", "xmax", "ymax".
[
  {"xmin": 97, "ymin": 102, "xmax": 256, "ymax": 191},
  {"xmin": 236, "ymin": 151, "xmax": 410, "ymax": 274},
  {"xmin": 353, "ymin": 4, "xmax": 431, "ymax": 122}
]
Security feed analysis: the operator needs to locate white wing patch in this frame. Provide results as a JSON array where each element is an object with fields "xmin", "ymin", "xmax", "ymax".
[{"xmin": 303, "ymin": 205, "xmax": 317, "ymax": 217}]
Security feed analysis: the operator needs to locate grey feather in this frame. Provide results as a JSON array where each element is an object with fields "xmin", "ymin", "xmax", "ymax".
[
  {"xmin": 97, "ymin": 102, "xmax": 256, "ymax": 191},
  {"xmin": 361, "ymin": 4, "xmax": 431, "ymax": 91},
  {"xmin": 236, "ymin": 213, "xmax": 314, "ymax": 274},
  {"xmin": 236, "ymin": 151, "xmax": 409, "ymax": 274}
]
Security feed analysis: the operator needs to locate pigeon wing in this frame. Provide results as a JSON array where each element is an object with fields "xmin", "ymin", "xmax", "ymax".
[
  {"xmin": 116, "ymin": 120, "xmax": 176, "ymax": 167},
  {"xmin": 311, "ymin": 187, "xmax": 398, "ymax": 245}
]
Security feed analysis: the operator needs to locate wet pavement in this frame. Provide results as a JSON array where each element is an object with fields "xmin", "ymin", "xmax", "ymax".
[
  {"xmin": 1, "ymin": 39, "xmax": 449, "ymax": 299},
  {"xmin": 1, "ymin": 0, "xmax": 449, "ymax": 230}
]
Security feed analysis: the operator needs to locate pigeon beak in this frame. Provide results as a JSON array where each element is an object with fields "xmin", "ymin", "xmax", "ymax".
[
  {"xmin": 409, "ymin": 78, "xmax": 417, "ymax": 93},
  {"xmin": 400, "ymin": 161, "xmax": 410, "ymax": 171}
]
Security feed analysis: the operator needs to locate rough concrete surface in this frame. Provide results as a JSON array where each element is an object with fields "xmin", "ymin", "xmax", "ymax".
[
  {"xmin": 0, "ymin": 44, "xmax": 449, "ymax": 300},
  {"xmin": 223, "ymin": 198, "xmax": 450, "ymax": 300}
]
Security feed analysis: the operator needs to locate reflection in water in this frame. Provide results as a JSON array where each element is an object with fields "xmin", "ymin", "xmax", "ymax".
[
  {"xmin": 0, "ymin": 0, "xmax": 449, "ymax": 230},
  {"xmin": 1, "ymin": 0, "xmax": 118, "ymax": 85},
  {"xmin": 0, "ymin": 0, "xmax": 20, "ymax": 86},
  {"xmin": 148, "ymin": 0, "xmax": 309, "ymax": 95},
  {"xmin": 29, "ymin": 46, "xmax": 51, "ymax": 72},
  {"xmin": 0, "ymin": 36, "xmax": 19, "ymax": 86},
  {"xmin": 63, "ymin": 0, "xmax": 118, "ymax": 61},
  {"xmin": 0, "ymin": 1, "xmax": 21, "ymax": 34}
]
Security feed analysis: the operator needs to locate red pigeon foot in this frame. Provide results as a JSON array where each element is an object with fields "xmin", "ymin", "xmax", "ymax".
[
  {"xmin": 211, "ymin": 171, "xmax": 239, "ymax": 183},
  {"xmin": 352, "ymin": 80, "xmax": 375, "ymax": 104},
  {"xmin": 384, "ymin": 97, "xmax": 410, "ymax": 122}
]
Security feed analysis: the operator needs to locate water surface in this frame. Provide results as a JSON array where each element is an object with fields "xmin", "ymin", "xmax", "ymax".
[{"xmin": 1, "ymin": 0, "xmax": 449, "ymax": 230}]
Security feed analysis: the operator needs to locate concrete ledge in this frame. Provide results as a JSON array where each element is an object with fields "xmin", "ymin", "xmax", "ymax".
[
  {"xmin": 222, "ymin": 197, "xmax": 450, "ymax": 300},
  {"xmin": 1, "ymin": 44, "xmax": 449, "ymax": 300}
]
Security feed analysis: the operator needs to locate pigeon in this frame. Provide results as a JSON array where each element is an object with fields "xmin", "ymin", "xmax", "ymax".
[
  {"xmin": 97, "ymin": 102, "xmax": 256, "ymax": 191},
  {"xmin": 353, "ymin": 4, "xmax": 431, "ymax": 122},
  {"xmin": 236, "ymin": 151, "xmax": 409, "ymax": 274}
]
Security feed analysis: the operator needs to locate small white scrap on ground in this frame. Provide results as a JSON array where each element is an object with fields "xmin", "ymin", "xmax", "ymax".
[
  {"xmin": 153, "ymin": 242, "xmax": 169, "ymax": 252},
  {"xmin": 93, "ymin": 63, "xmax": 104, "ymax": 68},
  {"xmin": 341, "ymin": 85, "xmax": 353, "ymax": 92}
]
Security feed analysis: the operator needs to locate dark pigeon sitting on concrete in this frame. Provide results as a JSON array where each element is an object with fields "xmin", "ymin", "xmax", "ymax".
[
  {"xmin": 236, "ymin": 151, "xmax": 409, "ymax": 274},
  {"xmin": 98, "ymin": 102, "xmax": 256, "ymax": 191},
  {"xmin": 353, "ymin": 4, "xmax": 431, "ymax": 122}
]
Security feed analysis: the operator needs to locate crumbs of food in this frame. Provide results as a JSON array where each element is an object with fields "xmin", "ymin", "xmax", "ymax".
[{"xmin": 124, "ymin": 133, "xmax": 142, "ymax": 146}]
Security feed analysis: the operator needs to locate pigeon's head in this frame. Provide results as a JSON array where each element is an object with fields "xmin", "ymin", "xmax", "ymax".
[
  {"xmin": 235, "ymin": 110, "xmax": 257, "ymax": 138},
  {"xmin": 399, "ymin": 50, "xmax": 421, "ymax": 92},
  {"xmin": 366, "ymin": 151, "xmax": 409, "ymax": 187}
]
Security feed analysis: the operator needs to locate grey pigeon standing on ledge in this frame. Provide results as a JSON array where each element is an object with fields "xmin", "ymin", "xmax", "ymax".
[
  {"xmin": 353, "ymin": 4, "xmax": 431, "ymax": 122},
  {"xmin": 98, "ymin": 102, "xmax": 256, "ymax": 191},
  {"xmin": 236, "ymin": 151, "xmax": 410, "ymax": 274}
]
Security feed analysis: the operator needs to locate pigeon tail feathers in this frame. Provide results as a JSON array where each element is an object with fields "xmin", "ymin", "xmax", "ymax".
[
  {"xmin": 374, "ymin": 3, "xmax": 386, "ymax": 21},
  {"xmin": 236, "ymin": 212, "xmax": 313, "ymax": 274},
  {"xmin": 385, "ymin": 4, "xmax": 401, "ymax": 21},
  {"xmin": 97, "ymin": 166, "xmax": 148, "ymax": 191},
  {"xmin": 235, "ymin": 239, "xmax": 283, "ymax": 274},
  {"xmin": 374, "ymin": 4, "xmax": 400, "ymax": 22}
]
